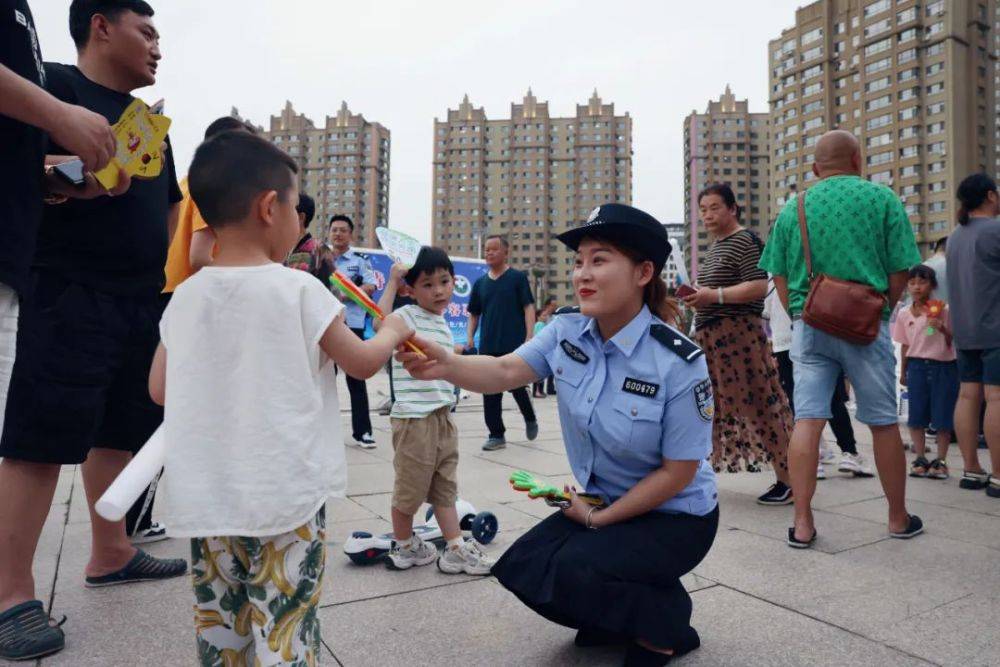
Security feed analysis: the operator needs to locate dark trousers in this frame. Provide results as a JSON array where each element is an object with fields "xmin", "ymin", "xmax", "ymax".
[
  {"xmin": 533, "ymin": 376, "xmax": 556, "ymax": 396},
  {"xmin": 337, "ymin": 328, "xmax": 372, "ymax": 439},
  {"xmin": 484, "ymin": 386, "xmax": 536, "ymax": 439},
  {"xmin": 775, "ymin": 350, "xmax": 857, "ymax": 455}
]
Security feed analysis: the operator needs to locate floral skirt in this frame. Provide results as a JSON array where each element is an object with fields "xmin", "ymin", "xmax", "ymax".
[{"xmin": 694, "ymin": 316, "xmax": 791, "ymax": 474}]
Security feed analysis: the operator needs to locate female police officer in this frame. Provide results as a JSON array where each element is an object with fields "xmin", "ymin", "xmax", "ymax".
[{"xmin": 399, "ymin": 204, "xmax": 719, "ymax": 666}]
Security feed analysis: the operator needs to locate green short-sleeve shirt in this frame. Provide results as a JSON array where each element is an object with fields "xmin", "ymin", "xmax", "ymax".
[{"xmin": 758, "ymin": 175, "xmax": 920, "ymax": 319}]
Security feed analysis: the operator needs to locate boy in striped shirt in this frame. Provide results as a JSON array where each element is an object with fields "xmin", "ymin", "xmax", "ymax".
[{"xmin": 375, "ymin": 248, "xmax": 495, "ymax": 574}]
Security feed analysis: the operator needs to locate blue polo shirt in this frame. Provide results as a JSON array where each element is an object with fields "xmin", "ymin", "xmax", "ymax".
[{"xmin": 515, "ymin": 306, "xmax": 718, "ymax": 516}]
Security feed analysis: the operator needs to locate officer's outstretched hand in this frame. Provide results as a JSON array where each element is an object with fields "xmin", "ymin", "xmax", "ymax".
[{"xmin": 396, "ymin": 334, "xmax": 449, "ymax": 379}]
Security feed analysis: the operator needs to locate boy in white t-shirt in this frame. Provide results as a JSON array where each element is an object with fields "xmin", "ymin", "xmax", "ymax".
[
  {"xmin": 375, "ymin": 252, "xmax": 495, "ymax": 575},
  {"xmin": 147, "ymin": 132, "xmax": 412, "ymax": 666}
]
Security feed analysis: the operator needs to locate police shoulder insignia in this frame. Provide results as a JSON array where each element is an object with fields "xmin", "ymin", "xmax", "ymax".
[
  {"xmin": 649, "ymin": 324, "xmax": 704, "ymax": 362},
  {"xmin": 554, "ymin": 305, "xmax": 581, "ymax": 315},
  {"xmin": 559, "ymin": 339, "xmax": 589, "ymax": 364},
  {"xmin": 694, "ymin": 378, "xmax": 714, "ymax": 422}
]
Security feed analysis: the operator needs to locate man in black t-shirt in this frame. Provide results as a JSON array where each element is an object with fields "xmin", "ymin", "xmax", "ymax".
[
  {"xmin": 0, "ymin": 3, "xmax": 187, "ymax": 655},
  {"xmin": 467, "ymin": 235, "xmax": 538, "ymax": 450}
]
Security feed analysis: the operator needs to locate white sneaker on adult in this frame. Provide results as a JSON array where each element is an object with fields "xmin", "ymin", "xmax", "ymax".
[
  {"xmin": 838, "ymin": 453, "xmax": 874, "ymax": 478},
  {"xmin": 130, "ymin": 522, "xmax": 168, "ymax": 545},
  {"xmin": 816, "ymin": 462, "xmax": 827, "ymax": 480},
  {"xmin": 354, "ymin": 432, "xmax": 377, "ymax": 449},
  {"xmin": 819, "ymin": 443, "xmax": 837, "ymax": 465}
]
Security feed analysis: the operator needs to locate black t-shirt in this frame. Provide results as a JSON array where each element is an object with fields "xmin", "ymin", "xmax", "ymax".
[
  {"xmin": 0, "ymin": 0, "xmax": 47, "ymax": 295},
  {"xmin": 35, "ymin": 63, "xmax": 182, "ymax": 295},
  {"xmin": 468, "ymin": 267, "xmax": 534, "ymax": 355}
]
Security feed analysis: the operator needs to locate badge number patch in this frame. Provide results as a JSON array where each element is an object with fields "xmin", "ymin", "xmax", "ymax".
[
  {"xmin": 622, "ymin": 377, "xmax": 659, "ymax": 398},
  {"xmin": 694, "ymin": 379, "xmax": 714, "ymax": 422},
  {"xmin": 559, "ymin": 340, "xmax": 589, "ymax": 364}
]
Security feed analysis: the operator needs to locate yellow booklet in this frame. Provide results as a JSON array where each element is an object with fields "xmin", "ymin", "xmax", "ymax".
[{"xmin": 93, "ymin": 98, "xmax": 172, "ymax": 190}]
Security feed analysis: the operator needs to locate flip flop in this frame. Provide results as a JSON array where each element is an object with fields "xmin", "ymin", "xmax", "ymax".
[
  {"xmin": 84, "ymin": 549, "xmax": 187, "ymax": 588},
  {"xmin": 890, "ymin": 514, "xmax": 924, "ymax": 539},
  {"xmin": 787, "ymin": 527, "xmax": 817, "ymax": 549}
]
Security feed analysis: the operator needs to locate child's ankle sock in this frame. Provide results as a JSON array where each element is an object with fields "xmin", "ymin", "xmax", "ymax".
[
  {"xmin": 397, "ymin": 536, "xmax": 414, "ymax": 549},
  {"xmin": 446, "ymin": 537, "xmax": 464, "ymax": 551}
]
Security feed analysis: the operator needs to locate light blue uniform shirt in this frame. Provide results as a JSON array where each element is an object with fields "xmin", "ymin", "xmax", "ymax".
[
  {"xmin": 333, "ymin": 248, "xmax": 376, "ymax": 330},
  {"xmin": 515, "ymin": 306, "xmax": 718, "ymax": 516}
]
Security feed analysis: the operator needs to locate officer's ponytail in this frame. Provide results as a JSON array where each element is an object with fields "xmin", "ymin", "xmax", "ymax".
[{"xmin": 644, "ymin": 275, "xmax": 681, "ymax": 327}]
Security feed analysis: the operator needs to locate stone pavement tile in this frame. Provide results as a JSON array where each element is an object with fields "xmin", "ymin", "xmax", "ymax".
[
  {"xmin": 694, "ymin": 528, "xmax": 984, "ymax": 647},
  {"xmin": 714, "ymin": 469, "xmax": 887, "ymax": 511},
  {"xmin": 327, "ymin": 496, "xmax": 379, "ymax": 524},
  {"xmin": 684, "ymin": 586, "xmax": 930, "ymax": 667},
  {"xmin": 51, "ymin": 467, "xmax": 77, "ymax": 507},
  {"xmin": 899, "ymin": 477, "xmax": 1000, "ymax": 518},
  {"xmin": 31, "ymin": 506, "xmax": 69, "ymax": 612},
  {"xmin": 343, "ymin": 444, "xmax": 388, "ymax": 466},
  {"xmin": 345, "ymin": 462, "xmax": 396, "ymax": 496},
  {"xmin": 346, "ymin": 491, "xmax": 543, "ymax": 537},
  {"xmin": 716, "ymin": 489, "xmax": 889, "ymax": 554},
  {"xmin": 826, "ymin": 497, "xmax": 1000, "ymax": 553},
  {"xmin": 471, "ymin": 443, "xmax": 573, "ymax": 476},
  {"xmin": 875, "ymin": 590, "xmax": 1000, "ymax": 667},
  {"xmin": 66, "ymin": 470, "xmax": 91, "ymax": 525},
  {"xmin": 320, "ymin": 577, "xmax": 623, "ymax": 666}
]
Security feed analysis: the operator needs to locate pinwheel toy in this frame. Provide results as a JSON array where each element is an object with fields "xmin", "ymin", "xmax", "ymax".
[
  {"xmin": 329, "ymin": 271, "xmax": 425, "ymax": 357},
  {"xmin": 925, "ymin": 299, "xmax": 944, "ymax": 336}
]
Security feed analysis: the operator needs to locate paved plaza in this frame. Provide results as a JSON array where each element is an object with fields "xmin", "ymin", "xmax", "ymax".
[{"xmin": 5, "ymin": 370, "xmax": 999, "ymax": 667}]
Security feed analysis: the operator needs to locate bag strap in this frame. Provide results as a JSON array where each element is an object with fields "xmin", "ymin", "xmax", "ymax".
[{"xmin": 796, "ymin": 190, "xmax": 814, "ymax": 280}]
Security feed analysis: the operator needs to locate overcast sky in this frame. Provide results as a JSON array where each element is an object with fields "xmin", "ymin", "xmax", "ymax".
[{"xmin": 32, "ymin": 0, "xmax": 803, "ymax": 243}]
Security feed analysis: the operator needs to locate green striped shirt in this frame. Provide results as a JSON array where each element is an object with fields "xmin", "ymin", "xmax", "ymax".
[{"xmin": 391, "ymin": 305, "xmax": 455, "ymax": 418}]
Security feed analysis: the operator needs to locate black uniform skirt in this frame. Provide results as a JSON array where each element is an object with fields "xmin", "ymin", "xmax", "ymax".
[{"xmin": 492, "ymin": 505, "xmax": 719, "ymax": 651}]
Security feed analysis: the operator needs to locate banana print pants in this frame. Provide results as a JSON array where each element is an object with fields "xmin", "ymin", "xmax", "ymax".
[{"xmin": 191, "ymin": 506, "xmax": 326, "ymax": 667}]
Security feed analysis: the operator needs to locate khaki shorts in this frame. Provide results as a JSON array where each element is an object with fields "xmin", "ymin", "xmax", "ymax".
[{"xmin": 391, "ymin": 406, "xmax": 458, "ymax": 515}]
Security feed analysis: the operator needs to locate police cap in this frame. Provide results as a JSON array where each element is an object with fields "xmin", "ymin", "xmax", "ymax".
[{"xmin": 556, "ymin": 203, "xmax": 672, "ymax": 273}]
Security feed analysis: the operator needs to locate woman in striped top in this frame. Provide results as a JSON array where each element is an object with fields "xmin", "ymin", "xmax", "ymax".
[{"xmin": 681, "ymin": 184, "xmax": 793, "ymax": 506}]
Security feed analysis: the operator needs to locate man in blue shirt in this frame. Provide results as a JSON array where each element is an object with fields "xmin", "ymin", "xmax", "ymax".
[
  {"xmin": 467, "ymin": 236, "xmax": 538, "ymax": 450},
  {"xmin": 321, "ymin": 214, "xmax": 377, "ymax": 447}
]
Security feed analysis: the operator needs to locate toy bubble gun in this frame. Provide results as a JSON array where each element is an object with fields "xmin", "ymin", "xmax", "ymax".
[
  {"xmin": 329, "ymin": 271, "xmax": 425, "ymax": 357},
  {"xmin": 925, "ymin": 299, "xmax": 944, "ymax": 336},
  {"xmin": 509, "ymin": 470, "xmax": 605, "ymax": 508}
]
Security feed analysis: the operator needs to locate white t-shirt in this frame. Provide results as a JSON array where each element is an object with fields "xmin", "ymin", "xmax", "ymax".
[
  {"xmin": 763, "ymin": 279, "xmax": 792, "ymax": 354},
  {"xmin": 390, "ymin": 304, "xmax": 455, "ymax": 418},
  {"xmin": 159, "ymin": 264, "xmax": 345, "ymax": 537}
]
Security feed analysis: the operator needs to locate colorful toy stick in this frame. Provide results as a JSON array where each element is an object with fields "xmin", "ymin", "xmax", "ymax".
[
  {"xmin": 329, "ymin": 271, "xmax": 425, "ymax": 357},
  {"xmin": 509, "ymin": 471, "xmax": 605, "ymax": 508},
  {"xmin": 925, "ymin": 299, "xmax": 944, "ymax": 336}
]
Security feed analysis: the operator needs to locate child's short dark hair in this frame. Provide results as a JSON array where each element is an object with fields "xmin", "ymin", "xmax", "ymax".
[
  {"xmin": 297, "ymin": 193, "xmax": 315, "ymax": 225},
  {"xmin": 204, "ymin": 116, "xmax": 257, "ymax": 140},
  {"xmin": 908, "ymin": 264, "xmax": 938, "ymax": 288},
  {"xmin": 405, "ymin": 246, "xmax": 454, "ymax": 286},
  {"xmin": 188, "ymin": 132, "xmax": 298, "ymax": 228}
]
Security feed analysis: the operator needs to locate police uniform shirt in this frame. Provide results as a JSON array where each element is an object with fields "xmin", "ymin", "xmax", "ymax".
[
  {"xmin": 333, "ymin": 248, "xmax": 375, "ymax": 330},
  {"xmin": 515, "ymin": 305, "xmax": 718, "ymax": 516}
]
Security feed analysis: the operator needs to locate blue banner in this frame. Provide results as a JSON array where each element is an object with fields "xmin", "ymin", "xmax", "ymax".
[{"xmin": 358, "ymin": 248, "xmax": 488, "ymax": 347}]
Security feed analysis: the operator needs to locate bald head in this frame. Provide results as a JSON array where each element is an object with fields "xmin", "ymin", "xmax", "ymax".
[{"xmin": 813, "ymin": 130, "xmax": 861, "ymax": 177}]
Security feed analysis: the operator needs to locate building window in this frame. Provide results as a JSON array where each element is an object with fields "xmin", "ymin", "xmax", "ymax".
[
  {"xmin": 864, "ymin": 18, "xmax": 891, "ymax": 38},
  {"xmin": 926, "ymin": 121, "xmax": 945, "ymax": 135},
  {"xmin": 801, "ymin": 27, "xmax": 823, "ymax": 46},
  {"xmin": 864, "ymin": 0, "xmax": 891, "ymax": 18},
  {"xmin": 865, "ymin": 76, "xmax": 891, "ymax": 92},
  {"xmin": 866, "ymin": 113, "xmax": 893, "ymax": 130},
  {"xmin": 803, "ymin": 81, "xmax": 823, "ymax": 97},
  {"xmin": 865, "ymin": 57, "xmax": 892, "ymax": 75},
  {"xmin": 899, "ymin": 145, "xmax": 920, "ymax": 158},
  {"xmin": 864, "ymin": 38, "xmax": 893, "ymax": 57},
  {"xmin": 897, "ymin": 7, "xmax": 918, "ymax": 23},
  {"xmin": 802, "ymin": 64, "xmax": 823, "ymax": 80},
  {"xmin": 866, "ymin": 95, "xmax": 892, "ymax": 111}
]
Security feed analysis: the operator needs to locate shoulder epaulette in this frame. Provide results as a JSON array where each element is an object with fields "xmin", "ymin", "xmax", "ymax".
[
  {"xmin": 649, "ymin": 324, "xmax": 703, "ymax": 362},
  {"xmin": 554, "ymin": 306, "xmax": 581, "ymax": 315}
]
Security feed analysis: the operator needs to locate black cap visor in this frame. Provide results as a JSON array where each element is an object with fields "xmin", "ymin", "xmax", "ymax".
[{"xmin": 556, "ymin": 223, "xmax": 670, "ymax": 273}]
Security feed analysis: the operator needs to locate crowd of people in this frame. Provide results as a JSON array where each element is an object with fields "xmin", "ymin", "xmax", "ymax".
[{"xmin": 2, "ymin": 1, "xmax": 998, "ymax": 666}]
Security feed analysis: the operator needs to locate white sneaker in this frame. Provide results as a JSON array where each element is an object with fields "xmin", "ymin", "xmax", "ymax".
[
  {"xmin": 130, "ymin": 522, "xmax": 169, "ymax": 545},
  {"xmin": 437, "ymin": 540, "xmax": 495, "ymax": 575},
  {"xmin": 354, "ymin": 432, "xmax": 377, "ymax": 449},
  {"xmin": 816, "ymin": 462, "xmax": 827, "ymax": 480},
  {"xmin": 819, "ymin": 443, "xmax": 837, "ymax": 464},
  {"xmin": 387, "ymin": 534, "xmax": 438, "ymax": 570},
  {"xmin": 838, "ymin": 453, "xmax": 874, "ymax": 478}
]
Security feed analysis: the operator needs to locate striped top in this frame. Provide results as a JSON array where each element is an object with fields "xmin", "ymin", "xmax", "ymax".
[
  {"xmin": 390, "ymin": 305, "xmax": 456, "ymax": 418},
  {"xmin": 694, "ymin": 229, "xmax": 767, "ymax": 330}
]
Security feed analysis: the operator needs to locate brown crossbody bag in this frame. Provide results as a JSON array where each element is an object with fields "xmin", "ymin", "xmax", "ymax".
[{"xmin": 797, "ymin": 190, "xmax": 886, "ymax": 345}]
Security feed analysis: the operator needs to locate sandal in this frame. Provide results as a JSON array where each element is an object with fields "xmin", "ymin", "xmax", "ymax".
[
  {"xmin": 927, "ymin": 459, "xmax": 949, "ymax": 480},
  {"xmin": 909, "ymin": 456, "xmax": 930, "ymax": 478},
  {"xmin": 0, "ymin": 600, "xmax": 66, "ymax": 661},
  {"xmin": 787, "ymin": 527, "xmax": 818, "ymax": 549},
  {"xmin": 84, "ymin": 549, "xmax": 187, "ymax": 588},
  {"xmin": 890, "ymin": 514, "xmax": 924, "ymax": 539},
  {"xmin": 959, "ymin": 470, "xmax": 990, "ymax": 490}
]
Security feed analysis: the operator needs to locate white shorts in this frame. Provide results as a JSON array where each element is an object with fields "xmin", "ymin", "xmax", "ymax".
[{"xmin": 0, "ymin": 283, "xmax": 18, "ymax": 439}]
